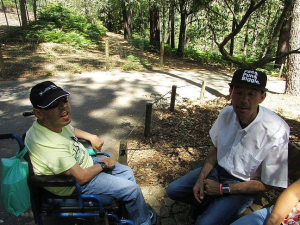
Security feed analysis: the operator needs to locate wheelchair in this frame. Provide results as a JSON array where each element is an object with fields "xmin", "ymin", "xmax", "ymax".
[{"xmin": 0, "ymin": 133, "xmax": 134, "ymax": 225}]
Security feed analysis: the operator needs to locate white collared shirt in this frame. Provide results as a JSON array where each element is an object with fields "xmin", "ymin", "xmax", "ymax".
[{"xmin": 210, "ymin": 105, "xmax": 290, "ymax": 188}]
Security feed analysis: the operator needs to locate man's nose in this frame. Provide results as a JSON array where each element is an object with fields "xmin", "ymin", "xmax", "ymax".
[
  {"xmin": 240, "ymin": 93, "xmax": 249, "ymax": 102},
  {"xmin": 58, "ymin": 99, "xmax": 67, "ymax": 108}
]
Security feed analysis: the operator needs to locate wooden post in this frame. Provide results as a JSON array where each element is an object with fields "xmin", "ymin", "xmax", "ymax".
[
  {"xmin": 160, "ymin": 41, "xmax": 164, "ymax": 67},
  {"xmin": 170, "ymin": 85, "xmax": 177, "ymax": 112},
  {"xmin": 144, "ymin": 103, "xmax": 153, "ymax": 138},
  {"xmin": 0, "ymin": 44, "xmax": 5, "ymax": 78},
  {"xmin": 200, "ymin": 80, "xmax": 206, "ymax": 100},
  {"xmin": 118, "ymin": 140, "xmax": 127, "ymax": 165},
  {"xmin": 105, "ymin": 39, "xmax": 109, "ymax": 70},
  {"xmin": 279, "ymin": 63, "xmax": 285, "ymax": 78}
]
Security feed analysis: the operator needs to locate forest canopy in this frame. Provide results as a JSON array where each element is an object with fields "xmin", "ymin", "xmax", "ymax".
[{"xmin": 1, "ymin": 0, "xmax": 300, "ymax": 95}]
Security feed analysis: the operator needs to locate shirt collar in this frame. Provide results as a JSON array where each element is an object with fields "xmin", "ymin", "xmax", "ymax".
[{"xmin": 234, "ymin": 105, "xmax": 263, "ymax": 133}]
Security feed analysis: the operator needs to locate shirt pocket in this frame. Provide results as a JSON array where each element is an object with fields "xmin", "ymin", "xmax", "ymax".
[{"xmin": 233, "ymin": 148, "xmax": 263, "ymax": 177}]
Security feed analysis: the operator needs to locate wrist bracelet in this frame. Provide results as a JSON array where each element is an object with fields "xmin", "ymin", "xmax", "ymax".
[{"xmin": 219, "ymin": 183, "xmax": 223, "ymax": 195}]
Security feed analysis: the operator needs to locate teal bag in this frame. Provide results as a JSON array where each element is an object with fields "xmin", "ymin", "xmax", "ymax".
[
  {"xmin": 1, "ymin": 147, "xmax": 30, "ymax": 216},
  {"xmin": 87, "ymin": 148, "xmax": 97, "ymax": 156}
]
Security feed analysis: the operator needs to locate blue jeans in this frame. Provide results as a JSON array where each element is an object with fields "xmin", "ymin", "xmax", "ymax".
[
  {"xmin": 80, "ymin": 158, "xmax": 151, "ymax": 225},
  {"xmin": 230, "ymin": 206, "xmax": 274, "ymax": 225},
  {"xmin": 166, "ymin": 166, "xmax": 258, "ymax": 225}
]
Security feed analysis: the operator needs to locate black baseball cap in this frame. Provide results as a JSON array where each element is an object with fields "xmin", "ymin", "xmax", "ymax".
[
  {"xmin": 30, "ymin": 81, "xmax": 70, "ymax": 109},
  {"xmin": 229, "ymin": 69, "xmax": 268, "ymax": 92}
]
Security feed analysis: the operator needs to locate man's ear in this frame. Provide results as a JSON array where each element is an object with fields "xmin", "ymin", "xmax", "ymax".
[
  {"xmin": 259, "ymin": 92, "xmax": 267, "ymax": 103},
  {"xmin": 33, "ymin": 108, "xmax": 43, "ymax": 120},
  {"xmin": 229, "ymin": 87, "xmax": 233, "ymax": 98}
]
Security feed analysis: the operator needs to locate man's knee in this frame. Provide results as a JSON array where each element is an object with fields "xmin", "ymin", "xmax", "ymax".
[
  {"xmin": 195, "ymin": 212, "xmax": 229, "ymax": 225},
  {"xmin": 195, "ymin": 214, "xmax": 215, "ymax": 225},
  {"xmin": 166, "ymin": 181, "xmax": 178, "ymax": 199}
]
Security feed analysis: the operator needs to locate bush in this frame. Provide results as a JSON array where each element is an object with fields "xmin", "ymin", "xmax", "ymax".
[
  {"xmin": 24, "ymin": 3, "xmax": 107, "ymax": 49},
  {"xmin": 122, "ymin": 55, "xmax": 140, "ymax": 71}
]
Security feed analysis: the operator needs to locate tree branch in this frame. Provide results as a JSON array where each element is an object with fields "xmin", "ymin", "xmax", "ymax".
[
  {"xmin": 223, "ymin": 0, "xmax": 238, "ymax": 27},
  {"xmin": 263, "ymin": 0, "xmax": 292, "ymax": 59},
  {"xmin": 219, "ymin": 0, "xmax": 267, "ymax": 50},
  {"xmin": 251, "ymin": 48, "xmax": 300, "ymax": 69},
  {"xmin": 207, "ymin": 23, "xmax": 220, "ymax": 46},
  {"xmin": 205, "ymin": 6, "xmax": 228, "ymax": 20}
]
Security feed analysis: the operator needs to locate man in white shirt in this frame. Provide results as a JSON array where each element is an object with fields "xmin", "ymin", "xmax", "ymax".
[{"xmin": 167, "ymin": 69, "xmax": 290, "ymax": 225}]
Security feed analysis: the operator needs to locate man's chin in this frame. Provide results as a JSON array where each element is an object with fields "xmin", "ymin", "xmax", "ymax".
[{"xmin": 60, "ymin": 117, "xmax": 72, "ymax": 126}]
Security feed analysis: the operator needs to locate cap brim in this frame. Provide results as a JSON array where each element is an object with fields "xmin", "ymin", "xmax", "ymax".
[
  {"xmin": 228, "ymin": 83, "xmax": 268, "ymax": 92},
  {"xmin": 37, "ymin": 90, "xmax": 70, "ymax": 108}
]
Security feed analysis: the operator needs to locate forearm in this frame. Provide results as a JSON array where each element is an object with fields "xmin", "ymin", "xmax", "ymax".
[
  {"xmin": 64, "ymin": 163, "xmax": 103, "ymax": 185},
  {"xmin": 74, "ymin": 128, "xmax": 104, "ymax": 151},
  {"xmin": 229, "ymin": 180, "xmax": 271, "ymax": 195},
  {"xmin": 63, "ymin": 163, "xmax": 102, "ymax": 185},
  {"xmin": 193, "ymin": 146, "xmax": 217, "ymax": 202},
  {"xmin": 74, "ymin": 128, "xmax": 97, "ymax": 141},
  {"xmin": 199, "ymin": 146, "xmax": 217, "ymax": 179},
  {"xmin": 266, "ymin": 179, "xmax": 300, "ymax": 225},
  {"xmin": 79, "ymin": 164, "xmax": 104, "ymax": 184}
]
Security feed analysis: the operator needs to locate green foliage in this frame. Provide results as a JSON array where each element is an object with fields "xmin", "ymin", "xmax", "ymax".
[
  {"xmin": 2, "ymin": 0, "xmax": 15, "ymax": 9},
  {"xmin": 24, "ymin": 3, "xmax": 107, "ymax": 49},
  {"xmin": 122, "ymin": 55, "xmax": 140, "ymax": 71},
  {"xmin": 128, "ymin": 35, "xmax": 231, "ymax": 66},
  {"xmin": 184, "ymin": 47, "xmax": 230, "ymax": 66}
]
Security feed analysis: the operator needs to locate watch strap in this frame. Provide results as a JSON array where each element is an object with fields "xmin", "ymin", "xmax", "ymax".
[{"xmin": 98, "ymin": 162, "xmax": 108, "ymax": 172}]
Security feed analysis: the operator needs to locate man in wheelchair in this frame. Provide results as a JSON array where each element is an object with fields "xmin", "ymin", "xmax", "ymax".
[{"xmin": 25, "ymin": 81, "xmax": 155, "ymax": 225}]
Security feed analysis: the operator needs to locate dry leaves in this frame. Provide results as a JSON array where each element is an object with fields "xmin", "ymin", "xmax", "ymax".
[
  {"xmin": 128, "ymin": 97, "xmax": 230, "ymax": 187},
  {"xmin": 128, "ymin": 96, "xmax": 300, "ymax": 188}
]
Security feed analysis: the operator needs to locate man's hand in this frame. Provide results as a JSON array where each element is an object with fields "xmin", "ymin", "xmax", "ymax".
[
  {"xmin": 73, "ymin": 128, "xmax": 104, "ymax": 152},
  {"xmin": 101, "ymin": 157, "xmax": 116, "ymax": 169},
  {"xmin": 90, "ymin": 135, "xmax": 104, "ymax": 152},
  {"xmin": 203, "ymin": 179, "xmax": 221, "ymax": 196},
  {"xmin": 193, "ymin": 177, "xmax": 205, "ymax": 203}
]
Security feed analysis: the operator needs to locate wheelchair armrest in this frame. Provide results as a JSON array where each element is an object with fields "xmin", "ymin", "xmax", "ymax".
[{"xmin": 28, "ymin": 175, "xmax": 76, "ymax": 187}]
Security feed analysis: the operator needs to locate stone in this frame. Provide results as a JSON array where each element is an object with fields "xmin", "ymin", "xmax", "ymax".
[
  {"xmin": 153, "ymin": 206, "xmax": 161, "ymax": 217},
  {"xmin": 174, "ymin": 211, "xmax": 191, "ymax": 225},
  {"xmin": 160, "ymin": 206, "xmax": 171, "ymax": 218},
  {"xmin": 151, "ymin": 186, "xmax": 166, "ymax": 197},
  {"xmin": 146, "ymin": 195, "xmax": 160, "ymax": 207},
  {"xmin": 163, "ymin": 198, "xmax": 175, "ymax": 207},
  {"xmin": 172, "ymin": 202, "xmax": 188, "ymax": 214},
  {"xmin": 161, "ymin": 218, "xmax": 176, "ymax": 225}
]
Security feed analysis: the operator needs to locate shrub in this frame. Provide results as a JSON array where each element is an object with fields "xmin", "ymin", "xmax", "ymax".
[
  {"xmin": 122, "ymin": 55, "xmax": 140, "ymax": 71},
  {"xmin": 23, "ymin": 3, "xmax": 107, "ymax": 49}
]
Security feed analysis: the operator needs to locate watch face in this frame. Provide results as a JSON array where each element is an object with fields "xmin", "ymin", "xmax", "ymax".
[
  {"xmin": 222, "ymin": 187, "xmax": 230, "ymax": 193},
  {"xmin": 100, "ymin": 162, "xmax": 107, "ymax": 170}
]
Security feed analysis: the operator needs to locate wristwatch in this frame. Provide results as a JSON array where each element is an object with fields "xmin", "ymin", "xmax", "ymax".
[
  {"xmin": 98, "ymin": 162, "xmax": 109, "ymax": 172},
  {"xmin": 222, "ymin": 183, "xmax": 231, "ymax": 195}
]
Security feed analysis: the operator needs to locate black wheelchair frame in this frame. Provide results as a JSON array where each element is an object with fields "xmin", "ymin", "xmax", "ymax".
[{"xmin": 0, "ymin": 127, "xmax": 134, "ymax": 225}]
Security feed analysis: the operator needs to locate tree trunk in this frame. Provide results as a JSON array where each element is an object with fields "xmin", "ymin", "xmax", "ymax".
[
  {"xmin": 19, "ymin": 0, "xmax": 28, "ymax": 28},
  {"xmin": 149, "ymin": 4, "xmax": 160, "ymax": 49},
  {"xmin": 122, "ymin": 1, "xmax": 132, "ymax": 41},
  {"xmin": 243, "ymin": 19, "xmax": 250, "ymax": 61},
  {"xmin": 275, "ymin": 17, "xmax": 291, "ymax": 69},
  {"xmin": 33, "ymin": 0, "xmax": 37, "ymax": 21},
  {"xmin": 177, "ymin": 11, "xmax": 187, "ymax": 57},
  {"xmin": 230, "ymin": 2, "xmax": 238, "ymax": 57},
  {"xmin": 170, "ymin": 1, "xmax": 175, "ymax": 48},
  {"xmin": 286, "ymin": 0, "xmax": 300, "ymax": 96},
  {"xmin": 251, "ymin": 17, "xmax": 259, "ymax": 57}
]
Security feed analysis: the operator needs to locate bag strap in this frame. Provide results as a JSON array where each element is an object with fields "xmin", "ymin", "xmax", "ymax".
[{"xmin": 16, "ymin": 146, "xmax": 28, "ymax": 159}]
